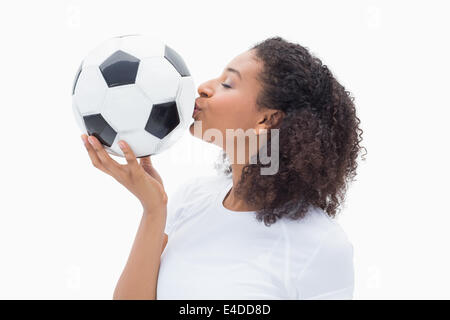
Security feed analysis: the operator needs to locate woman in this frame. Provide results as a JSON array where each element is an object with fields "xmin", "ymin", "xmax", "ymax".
[{"xmin": 81, "ymin": 36, "xmax": 366, "ymax": 300}]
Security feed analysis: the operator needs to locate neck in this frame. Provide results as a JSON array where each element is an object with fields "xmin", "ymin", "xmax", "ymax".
[
  {"xmin": 230, "ymin": 163, "xmax": 245, "ymax": 188},
  {"xmin": 223, "ymin": 163, "xmax": 259, "ymax": 212}
]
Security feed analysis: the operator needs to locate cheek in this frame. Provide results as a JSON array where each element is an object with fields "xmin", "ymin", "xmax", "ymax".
[
  {"xmin": 213, "ymin": 96, "xmax": 235, "ymax": 115},
  {"xmin": 227, "ymin": 105, "xmax": 256, "ymax": 131},
  {"xmin": 210, "ymin": 94, "xmax": 256, "ymax": 131},
  {"xmin": 219, "ymin": 97, "xmax": 247, "ymax": 116}
]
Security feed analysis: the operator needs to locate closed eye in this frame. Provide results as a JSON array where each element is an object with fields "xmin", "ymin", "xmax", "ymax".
[{"xmin": 221, "ymin": 83, "xmax": 232, "ymax": 88}]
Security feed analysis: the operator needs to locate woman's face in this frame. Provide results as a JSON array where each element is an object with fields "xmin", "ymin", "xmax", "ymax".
[{"xmin": 189, "ymin": 49, "xmax": 271, "ymax": 151}]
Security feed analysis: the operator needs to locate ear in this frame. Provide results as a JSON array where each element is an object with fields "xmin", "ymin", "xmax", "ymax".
[{"xmin": 255, "ymin": 109, "xmax": 285, "ymax": 134}]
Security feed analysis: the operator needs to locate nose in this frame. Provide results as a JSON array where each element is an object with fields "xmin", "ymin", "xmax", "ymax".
[{"xmin": 197, "ymin": 80, "xmax": 214, "ymax": 98}]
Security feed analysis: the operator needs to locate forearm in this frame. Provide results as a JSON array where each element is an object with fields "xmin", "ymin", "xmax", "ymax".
[{"xmin": 113, "ymin": 206, "xmax": 167, "ymax": 300}]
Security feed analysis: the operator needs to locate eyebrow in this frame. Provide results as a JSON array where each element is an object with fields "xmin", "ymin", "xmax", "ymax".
[{"xmin": 226, "ymin": 67, "xmax": 242, "ymax": 80}]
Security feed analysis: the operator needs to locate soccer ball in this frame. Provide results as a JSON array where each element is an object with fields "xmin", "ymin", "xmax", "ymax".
[{"xmin": 72, "ymin": 34, "xmax": 196, "ymax": 158}]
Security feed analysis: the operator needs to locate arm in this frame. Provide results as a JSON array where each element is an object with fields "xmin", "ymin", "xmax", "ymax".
[
  {"xmin": 80, "ymin": 134, "xmax": 169, "ymax": 300},
  {"xmin": 113, "ymin": 205, "xmax": 167, "ymax": 300}
]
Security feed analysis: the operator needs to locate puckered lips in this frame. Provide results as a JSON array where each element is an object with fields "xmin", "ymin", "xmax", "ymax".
[{"xmin": 192, "ymin": 101, "xmax": 202, "ymax": 118}]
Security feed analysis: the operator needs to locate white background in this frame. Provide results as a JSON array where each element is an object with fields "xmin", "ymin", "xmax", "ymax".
[{"xmin": 0, "ymin": 0, "xmax": 449, "ymax": 299}]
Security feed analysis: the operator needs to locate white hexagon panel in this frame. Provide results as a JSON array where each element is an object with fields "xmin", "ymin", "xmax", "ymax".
[
  {"xmin": 73, "ymin": 66, "xmax": 108, "ymax": 115},
  {"xmin": 102, "ymin": 86, "xmax": 152, "ymax": 133},
  {"xmin": 136, "ymin": 57, "xmax": 181, "ymax": 103},
  {"xmin": 176, "ymin": 76, "xmax": 196, "ymax": 127},
  {"xmin": 117, "ymin": 129, "xmax": 163, "ymax": 157}
]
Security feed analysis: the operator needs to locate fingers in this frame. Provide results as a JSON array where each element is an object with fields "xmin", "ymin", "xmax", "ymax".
[
  {"xmin": 82, "ymin": 134, "xmax": 107, "ymax": 173},
  {"xmin": 88, "ymin": 135, "xmax": 122, "ymax": 173},
  {"xmin": 82, "ymin": 134, "xmax": 121, "ymax": 174},
  {"xmin": 118, "ymin": 140, "xmax": 139, "ymax": 167}
]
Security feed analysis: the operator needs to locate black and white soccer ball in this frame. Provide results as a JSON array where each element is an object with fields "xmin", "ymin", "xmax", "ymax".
[{"xmin": 72, "ymin": 35, "xmax": 196, "ymax": 158}]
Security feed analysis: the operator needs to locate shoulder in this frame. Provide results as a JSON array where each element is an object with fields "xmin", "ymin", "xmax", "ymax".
[
  {"xmin": 307, "ymin": 213, "xmax": 354, "ymax": 271},
  {"xmin": 281, "ymin": 206, "xmax": 344, "ymax": 246},
  {"xmin": 285, "ymin": 206, "xmax": 353, "ymax": 262},
  {"xmin": 283, "ymin": 207, "xmax": 354, "ymax": 299}
]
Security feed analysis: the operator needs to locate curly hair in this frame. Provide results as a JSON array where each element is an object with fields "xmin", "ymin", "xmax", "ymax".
[{"xmin": 215, "ymin": 36, "xmax": 367, "ymax": 226}]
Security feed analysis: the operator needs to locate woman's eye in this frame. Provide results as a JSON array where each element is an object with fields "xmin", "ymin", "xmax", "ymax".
[{"xmin": 221, "ymin": 83, "xmax": 232, "ymax": 88}]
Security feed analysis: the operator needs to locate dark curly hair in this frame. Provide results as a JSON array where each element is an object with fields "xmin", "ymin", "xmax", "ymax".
[{"xmin": 215, "ymin": 36, "xmax": 367, "ymax": 226}]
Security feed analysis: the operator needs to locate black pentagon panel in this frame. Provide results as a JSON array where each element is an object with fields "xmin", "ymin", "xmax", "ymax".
[
  {"xmin": 83, "ymin": 113, "xmax": 117, "ymax": 147},
  {"xmin": 164, "ymin": 45, "xmax": 190, "ymax": 77},
  {"xmin": 99, "ymin": 50, "xmax": 140, "ymax": 87},
  {"xmin": 72, "ymin": 62, "xmax": 82, "ymax": 95},
  {"xmin": 145, "ymin": 101, "xmax": 180, "ymax": 139}
]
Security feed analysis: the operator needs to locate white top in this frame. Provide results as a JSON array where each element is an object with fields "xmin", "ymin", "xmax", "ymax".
[{"xmin": 156, "ymin": 174, "xmax": 354, "ymax": 300}]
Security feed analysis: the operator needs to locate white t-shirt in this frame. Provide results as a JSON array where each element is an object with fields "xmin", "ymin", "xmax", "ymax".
[{"xmin": 156, "ymin": 174, "xmax": 354, "ymax": 300}]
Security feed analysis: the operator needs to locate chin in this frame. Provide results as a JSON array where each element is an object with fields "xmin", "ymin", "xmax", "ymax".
[{"xmin": 189, "ymin": 121, "xmax": 203, "ymax": 139}]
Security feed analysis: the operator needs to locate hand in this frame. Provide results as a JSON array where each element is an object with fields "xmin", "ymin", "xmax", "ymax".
[{"xmin": 81, "ymin": 134, "xmax": 167, "ymax": 211}]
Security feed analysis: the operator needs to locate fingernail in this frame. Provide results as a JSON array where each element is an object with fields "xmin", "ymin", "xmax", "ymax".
[
  {"xmin": 119, "ymin": 141, "xmax": 125, "ymax": 149},
  {"xmin": 88, "ymin": 136, "xmax": 95, "ymax": 145}
]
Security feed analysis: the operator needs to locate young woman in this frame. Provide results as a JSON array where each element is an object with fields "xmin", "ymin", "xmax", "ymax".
[{"xmin": 81, "ymin": 36, "xmax": 366, "ymax": 300}]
